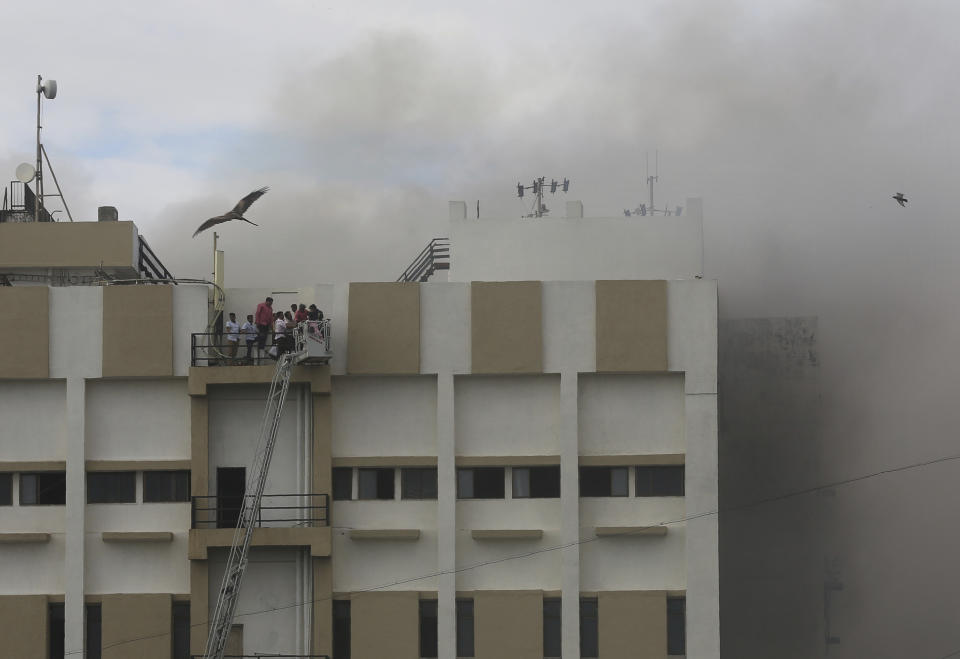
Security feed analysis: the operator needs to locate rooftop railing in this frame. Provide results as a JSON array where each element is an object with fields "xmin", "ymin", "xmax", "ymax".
[
  {"xmin": 191, "ymin": 319, "xmax": 331, "ymax": 367},
  {"xmin": 397, "ymin": 237, "xmax": 450, "ymax": 282},
  {"xmin": 191, "ymin": 655, "xmax": 330, "ymax": 658},
  {"xmin": 191, "ymin": 493, "xmax": 329, "ymax": 529}
]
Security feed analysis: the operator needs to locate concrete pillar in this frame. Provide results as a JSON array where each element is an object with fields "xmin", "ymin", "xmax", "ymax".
[
  {"xmin": 559, "ymin": 371, "xmax": 581, "ymax": 659},
  {"xmin": 436, "ymin": 371, "xmax": 456, "ymax": 659},
  {"xmin": 64, "ymin": 377, "xmax": 85, "ymax": 656}
]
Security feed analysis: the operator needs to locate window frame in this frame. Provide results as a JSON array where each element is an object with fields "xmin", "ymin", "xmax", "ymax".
[
  {"xmin": 357, "ymin": 467, "xmax": 395, "ymax": 500},
  {"xmin": 578, "ymin": 466, "xmax": 629, "ymax": 497},
  {"xmin": 143, "ymin": 470, "xmax": 191, "ymax": 503},
  {"xmin": 0, "ymin": 472, "xmax": 11, "ymax": 506},
  {"xmin": 456, "ymin": 598, "xmax": 475, "ymax": 658},
  {"xmin": 332, "ymin": 467, "xmax": 353, "ymax": 501},
  {"xmin": 402, "ymin": 467, "xmax": 438, "ymax": 500},
  {"xmin": 333, "ymin": 599, "xmax": 351, "ymax": 659},
  {"xmin": 635, "ymin": 465, "xmax": 685, "ymax": 497},
  {"xmin": 579, "ymin": 597, "xmax": 599, "ymax": 658},
  {"xmin": 667, "ymin": 596, "xmax": 686, "ymax": 655},
  {"xmin": 456, "ymin": 467, "xmax": 505, "ymax": 500},
  {"xmin": 86, "ymin": 603, "xmax": 102, "ymax": 659},
  {"xmin": 543, "ymin": 597, "xmax": 562, "ymax": 659},
  {"xmin": 86, "ymin": 471, "xmax": 137, "ymax": 504},
  {"xmin": 419, "ymin": 599, "xmax": 439, "ymax": 658},
  {"xmin": 21, "ymin": 471, "xmax": 67, "ymax": 506},
  {"xmin": 512, "ymin": 465, "xmax": 561, "ymax": 499},
  {"xmin": 172, "ymin": 601, "xmax": 191, "ymax": 659}
]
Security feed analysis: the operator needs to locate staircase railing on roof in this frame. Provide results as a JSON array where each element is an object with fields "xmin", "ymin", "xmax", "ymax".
[{"xmin": 397, "ymin": 237, "xmax": 450, "ymax": 282}]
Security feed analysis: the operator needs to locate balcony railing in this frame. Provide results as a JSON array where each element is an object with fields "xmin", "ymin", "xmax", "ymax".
[
  {"xmin": 191, "ymin": 655, "xmax": 330, "ymax": 658},
  {"xmin": 191, "ymin": 319, "xmax": 331, "ymax": 366},
  {"xmin": 191, "ymin": 493, "xmax": 329, "ymax": 529}
]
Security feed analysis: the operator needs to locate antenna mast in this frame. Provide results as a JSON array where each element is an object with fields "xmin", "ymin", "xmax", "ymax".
[
  {"xmin": 624, "ymin": 151, "xmax": 683, "ymax": 218},
  {"xmin": 516, "ymin": 176, "xmax": 570, "ymax": 218}
]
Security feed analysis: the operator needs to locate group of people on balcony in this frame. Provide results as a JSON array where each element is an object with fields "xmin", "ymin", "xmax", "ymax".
[{"xmin": 220, "ymin": 296, "xmax": 323, "ymax": 364}]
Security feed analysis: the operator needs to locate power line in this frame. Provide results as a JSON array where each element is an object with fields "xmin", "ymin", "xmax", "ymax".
[{"xmin": 64, "ymin": 449, "xmax": 960, "ymax": 656}]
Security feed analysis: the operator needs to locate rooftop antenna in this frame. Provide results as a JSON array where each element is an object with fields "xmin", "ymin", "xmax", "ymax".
[
  {"xmin": 516, "ymin": 176, "xmax": 570, "ymax": 218},
  {"xmin": 624, "ymin": 151, "xmax": 682, "ymax": 218},
  {"xmin": 33, "ymin": 75, "xmax": 73, "ymax": 221}
]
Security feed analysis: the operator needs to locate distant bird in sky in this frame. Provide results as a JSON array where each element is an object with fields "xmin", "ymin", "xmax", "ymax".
[
  {"xmin": 892, "ymin": 192, "xmax": 908, "ymax": 207},
  {"xmin": 192, "ymin": 186, "xmax": 269, "ymax": 237}
]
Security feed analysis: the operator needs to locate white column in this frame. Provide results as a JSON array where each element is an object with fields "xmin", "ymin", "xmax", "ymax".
[
  {"xmin": 64, "ymin": 377, "xmax": 86, "ymax": 656},
  {"xmin": 560, "ymin": 371, "xmax": 581, "ymax": 659},
  {"xmin": 436, "ymin": 371, "xmax": 457, "ymax": 659}
]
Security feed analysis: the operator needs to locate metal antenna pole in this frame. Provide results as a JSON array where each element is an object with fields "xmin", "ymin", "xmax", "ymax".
[{"xmin": 35, "ymin": 75, "xmax": 42, "ymax": 222}]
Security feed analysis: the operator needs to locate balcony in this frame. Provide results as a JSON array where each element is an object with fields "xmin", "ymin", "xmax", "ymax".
[
  {"xmin": 188, "ymin": 494, "xmax": 331, "ymax": 559},
  {"xmin": 191, "ymin": 319, "xmax": 332, "ymax": 367}
]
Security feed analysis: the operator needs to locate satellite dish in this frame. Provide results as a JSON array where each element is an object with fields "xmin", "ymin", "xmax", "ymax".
[
  {"xmin": 39, "ymin": 79, "xmax": 57, "ymax": 99},
  {"xmin": 15, "ymin": 163, "xmax": 36, "ymax": 183}
]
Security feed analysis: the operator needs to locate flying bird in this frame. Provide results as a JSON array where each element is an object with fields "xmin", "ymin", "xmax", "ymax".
[
  {"xmin": 192, "ymin": 186, "xmax": 269, "ymax": 237},
  {"xmin": 892, "ymin": 192, "xmax": 908, "ymax": 207}
]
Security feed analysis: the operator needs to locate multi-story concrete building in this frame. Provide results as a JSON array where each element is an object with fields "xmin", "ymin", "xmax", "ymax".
[{"xmin": 0, "ymin": 198, "xmax": 717, "ymax": 659}]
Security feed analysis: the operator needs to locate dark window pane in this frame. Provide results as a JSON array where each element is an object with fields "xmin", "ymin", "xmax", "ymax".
[
  {"xmin": 580, "ymin": 598, "xmax": 598, "ymax": 658},
  {"xmin": 456, "ymin": 599, "xmax": 474, "ymax": 657},
  {"xmin": 86, "ymin": 604, "xmax": 101, "ymax": 659},
  {"xmin": 580, "ymin": 467, "xmax": 628, "ymax": 497},
  {"xmin": 173, "ymin": 602, "xmax": 190, "ymax": 659},
  {"xmin": 457, "ymin": 468, "xmax": 504, "ymax": 499},
  {"xmin": 667, "ymin": 597, "xmax": 686, "ymax": 655},
  {"xmin": 0, "ymin": 473, "xmax": 11, "ymax": 506},
  {"xmin": 333, "ymin": 599, "xmax": 351, "ymax": 659},
  {"xmin": 420, "ymin": 599, "xmax": 439, "ymax": 658},
  {"xmin": 48, "ymin": 603, "xmax": 64, "ymax": 659},
  {"xmin": 636, "ymin": 466, "xmax": 685, "ymax": 497},
  {"xmin": 87, "ymin": 472, "xmax": 136, "ymax": 504},
  {"xmin": 358, "ymin": 468, "xmax": 394, "ymax": 500},
  {"xmin": 332, "ymin": 468, "xmax": 353, "ymax": 501},
  {"xmin": 143, "ymin": 471, "xmax": 190, "ymax": 503},
  {"xmin": 543, "ymin": 598, "xmax": 562, "ymax": 658},
  {"xmin": 514, "ymin": 467, "xmax": 561, "ymax": 498},
  {"xmin": 402, "ymin": 468, "xmax": 438, "ymax": 500},
  {"xmin": 22, "ymin": 472, "xmax": 66, "ymax": 505}
]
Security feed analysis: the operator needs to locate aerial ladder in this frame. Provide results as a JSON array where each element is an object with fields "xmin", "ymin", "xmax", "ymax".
[{"xmin": 202, "ymin": 320, "xmax": 331, "ymax": 659}]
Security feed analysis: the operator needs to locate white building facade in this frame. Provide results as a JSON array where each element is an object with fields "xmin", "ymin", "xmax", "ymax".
[{"xmin": 0, "ymin": 201, "xmax": 717, "ymax": 659}]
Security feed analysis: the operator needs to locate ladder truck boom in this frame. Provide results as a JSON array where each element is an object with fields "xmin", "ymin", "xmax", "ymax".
[{"xmin": 202, "ymin": 320, "xmax": 329, "ymax": 659}]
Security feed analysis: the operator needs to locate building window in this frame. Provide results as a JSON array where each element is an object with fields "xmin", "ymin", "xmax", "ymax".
[
  {"xmin": 636, "ymin": 466, "xmax": 684, "ymax": 497},
  {"xmin": 332, "ymin": 467, "xmax": 353, "ymax": 501},
  {"xmin": 86, "ymin": 472, "xmax": 136, "ymax": 504},
  {"xmin": 456, "ymin": 599, "xmax": 475, "ymax": 657},
  {"xmin": 420, "ymin": 599, "xmax": 439, "ymax": 658},
  {"xmin": 48, "ymin": 602, "xmax": 64, "ymax": 659},
  {"xmin": 457, "ymin": 468, "xmax": 505, "ymax": 499},
  {"xmin": 21, "ymin": 472, "xmax": 66, "ymax": 505},
  {"xmin": 513, "ymin": 466, "xmax": 560, "ymax": 498},
  {"xmin": 0, "ymin": 473, "xmax": 11, "ymax": 505},
  {"xmin": 579, "ymin": 467, "xmax": 628, "ymax": 497},
  {"xmin": 358, "ymin": 468, "xmax": 394, "ymax": 500},
  {"xmin": 86, "ymin": 603, "xmax": 102, "ymax": 659},
  {"xmin": 579, "ymin": 598, "xmax": 598, "ymax": 658},
  {"xmin": 402, "ymin": 467, "xmax": 438, "ymax": 500},
  {"xmin": 543, "ymin": 598, "xmax": 562, "ymax": 658},
  {"xmin": 333, "ymin": 599, "xmax": 351, "ymax": 659},
  {"xmin": 173, "ymin": 602, "xmax": 190, "ymax": 659},
  {"xmin": 667, "ymin": 597, "xmax": 686, "ymax": 655},
  {"xmin": 143, "ymin": 471, "xmax": 191, "ymax": 502}
]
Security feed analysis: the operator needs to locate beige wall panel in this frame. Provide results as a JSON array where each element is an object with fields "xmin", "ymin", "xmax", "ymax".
[
  {"xmin": 598, "ymin": 590, "xmax": 667, "ymax": 659},
  {"xmin": 102, "ymin": 285, "xmax": 173, "ymax": 377},
  {"xmin": 347, "ymin": 282, "xmax": 420, "ymax": 374},
  {"xmin": 0, "ymin": 221, "xmax": 136, "ymax": 269},
  {"xmin": 102, "ymin": 593, "xmax": 172, "ymax": 659},
  {"xmin": 351, "ymin": 591, "xmax": 419, "ymax": 659},
  {"xmin": 312, "ymin": 558, "xmax": 333, "ymax": 656},
  {"xmin": 596, "ymin": 280, "xmax": 668, "ymax": 372},
  {"xmin": 190, "ymin": 562, "xmax": 209, "ymax": 656},
  {"xmin": 0, "ymin": 595, "xmax": 47, "ymax": 658},
  {"xmin": 0, "ymin": 287, "xmax": 49, "ymax": 379},
  {"xmin": 475, "ymin": 590, "xmax": 542, "ymax": 659},
  {"xmin": 471, "ymin": 281, "xmax": 543, "ymax": 374}
]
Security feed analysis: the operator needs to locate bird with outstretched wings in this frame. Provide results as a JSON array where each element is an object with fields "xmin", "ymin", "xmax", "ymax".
[
  {"xmin": 892, "ymin": 192, "xmax": 908, "ymax": 207},
  {"xmin": 193, "ymin": 186, "xmax": 269, "ymax": 237}
]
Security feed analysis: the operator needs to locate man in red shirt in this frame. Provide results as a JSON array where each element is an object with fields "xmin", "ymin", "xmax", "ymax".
[{"xmin": 254, "ymin": 297, "xmax": 274, "ymax": 359}]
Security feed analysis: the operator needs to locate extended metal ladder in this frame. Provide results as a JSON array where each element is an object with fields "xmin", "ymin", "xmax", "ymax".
[{"xmin": 202, "ymin": 338, "xmax": 309, "ymax": 659}]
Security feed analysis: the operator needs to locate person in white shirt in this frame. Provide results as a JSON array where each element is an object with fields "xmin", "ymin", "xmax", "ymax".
[
  {"xmin": 240, "ymin": 314, "xmax": 257, "ymax": 361},
  {"xmin": 224, "ymin": 312, "xmax": 240, "ymax": 363}
]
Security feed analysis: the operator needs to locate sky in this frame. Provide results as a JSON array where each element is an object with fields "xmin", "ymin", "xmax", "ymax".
[{"xmin": 3, "ymin": 1, "xmax": 960, "ymax": 656}]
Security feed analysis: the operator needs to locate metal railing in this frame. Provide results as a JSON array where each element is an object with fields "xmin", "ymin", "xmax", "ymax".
[
  {"xmin": 138, "ymin": 236, "xmax": 176, "ymax": 281},
  {"xmin": 397, "ymin": 237, "xmax": 450, "ymax": 282},
  {"xmin": 191, "ymin": 319, "xmax": 331, "ymax": 367},
  {"xmin": 191, "ymin": 493, "xmax": 329, "ymax": 529},
  {"xmin": 191, "ymin": 655, "xmax": 330, "ymax": 658}
]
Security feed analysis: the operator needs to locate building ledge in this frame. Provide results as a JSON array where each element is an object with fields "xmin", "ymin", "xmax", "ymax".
[
  {"xmin": 188, "ymin": 364, "xmax": 330, "ymax": 395},
  {"xmin": 579, "ymin": 454, "xmax": 685, "ymax": 466},
  {"xmin": 189, "ymin": 526, "xmax": 330, "ymax": 559},
  {"xmin": 349, "ymin": 529, "xmax": 420, "ymax": 541},
  {"xmin": 0, "ymin": 532, "xmax": 51, "ymax": 544},
  {"xmin": 471, "ymin": 529, "xmax": 543, "ymax": 540},
  {"xmin": 102, "ymin": 531, "xmax": 173, "ymax": 543},
  {"xmin": 595, "ymin": 525, "xmax": 668, "ymax": 537}
]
